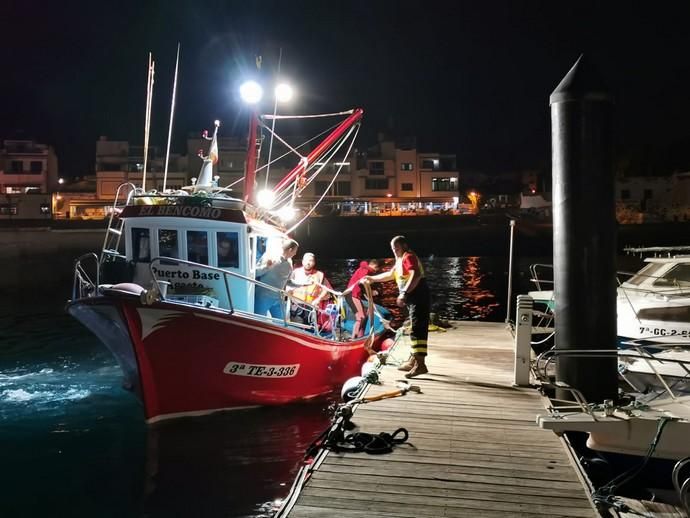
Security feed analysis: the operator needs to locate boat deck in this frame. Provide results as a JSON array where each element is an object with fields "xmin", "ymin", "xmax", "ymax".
[{"xmin": 284, "ymin": 321, "xmax": 599, "ymax": 517}]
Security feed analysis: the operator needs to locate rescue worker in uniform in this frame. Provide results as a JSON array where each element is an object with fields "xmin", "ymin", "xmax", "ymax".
[{"xmin": 362, "ymin": 235, "xmax": 430, "ymax": 378}]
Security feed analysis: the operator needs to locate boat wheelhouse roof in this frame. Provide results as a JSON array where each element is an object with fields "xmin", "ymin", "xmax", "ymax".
[{"xmin": 118, "ymin": 193, "xmax": 286, "ymax": 231}]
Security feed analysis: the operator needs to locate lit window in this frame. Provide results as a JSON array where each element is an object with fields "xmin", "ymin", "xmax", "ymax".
[
  {"xmin": 431, "ymin": 177, "xmax": 457, "ymax": 192},
  {"xmin": 400, "ymin": 163, "xmax": 413, "ymax": 171}
]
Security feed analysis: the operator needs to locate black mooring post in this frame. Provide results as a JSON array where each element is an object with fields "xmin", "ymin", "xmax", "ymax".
[{"xmin": 550, "ymin": 56, "xmax": 618, "ymax": 403}]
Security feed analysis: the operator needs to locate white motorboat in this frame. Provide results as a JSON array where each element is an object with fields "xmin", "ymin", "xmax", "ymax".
[
  {"xmin": 617, "ymin": 250, "xmax": 690, "ymax": 345},
  {"xmin": 538, "ymin": 393, "xmax": 690, "ymax": 461},
  {"xmin": 526, "ymin": 248, "xmax": 690, "ymax": 346}
]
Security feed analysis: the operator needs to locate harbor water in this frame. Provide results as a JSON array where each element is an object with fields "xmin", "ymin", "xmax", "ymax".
[{"xmin": 0, "ymin": 254, "xmax": 522, "ymax": 518}]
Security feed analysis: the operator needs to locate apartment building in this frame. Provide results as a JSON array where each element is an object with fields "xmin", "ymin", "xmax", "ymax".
[
  {"xmin": 95, "ymin": 137, "xmax": 187, "ymax": 199},
  {"xmin": 0, "ymin": 139, "xmax": 59, "ymax": 194}
]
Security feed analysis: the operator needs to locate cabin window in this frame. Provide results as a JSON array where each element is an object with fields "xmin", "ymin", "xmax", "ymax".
[
  {"xmin": 217, "ymin": 231, "xmax": 239, "ymax": 268},
  {"xmin": 626, "ymin": 262, "xmax": 664, "ymax": 286},
  {"xmin": 158, "ymin": 229, "xmax": 179, "ymax": 261},
  {"xmin": 255, "ymin": 237, "xmax": 268, "ymax": 264},
  {"xmin": 132, "ymin": 228, "xmax": 151, "ymax": 263},
  {"xmin": 637, "ymin": 305, "xmax": 690, "ymax": 323},
  {"xmin": 653, "ymin": 264, "xmax": 690, "ymax": 288},
  {"xmin": 186, "ymin": 230, "xmax": 208, "ymax": 265}
]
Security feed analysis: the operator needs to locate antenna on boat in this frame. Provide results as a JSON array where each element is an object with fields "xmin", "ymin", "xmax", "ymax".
[
  {"xmin": 142, "ymin": 53, "xmax": 155, "ymax": 192},
  {"xmin": 163, "ymin": 43, "xmax": 180, "ymax": 192}
]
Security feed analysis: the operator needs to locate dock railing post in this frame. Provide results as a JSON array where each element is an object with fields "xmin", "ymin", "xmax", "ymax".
[
  {"xmin": 505, "ymin": 219, "xmax": 516, "ymax": 325},
  {"xmin": 514, "ymin": 294, "xmax": 533, "ymax": 387}
]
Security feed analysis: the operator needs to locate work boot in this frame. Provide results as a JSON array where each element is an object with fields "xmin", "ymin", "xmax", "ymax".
[
  {"xmin": 397, "ymin": 355, "xmax": 416, "ymax": 372},
  {"xmin": 405, "ymin": 354, "xmax": 428, "ymax": 378}
]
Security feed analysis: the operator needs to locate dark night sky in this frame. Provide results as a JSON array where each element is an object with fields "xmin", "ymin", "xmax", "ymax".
[{"xmin": 2, "ymin": 0, "xmax": 690, "ymax": 177}]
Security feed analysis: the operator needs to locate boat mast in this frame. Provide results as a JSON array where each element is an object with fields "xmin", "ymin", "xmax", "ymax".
[
  {"xmin": 163, "ymin": 44, "xmax": 180, "ymax": 192},
  {"xmin": 142, "ymin": 53, "xmax": 155, "ymax": 192},
  {"xmin": 244, "ymin": 112, "xmax": 259, "ymax": 203},
  {"xmin": 244, "ymin": 56, "xmax": 262, "ymax": 204}
]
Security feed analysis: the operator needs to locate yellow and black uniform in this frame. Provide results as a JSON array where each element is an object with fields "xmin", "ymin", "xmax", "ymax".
[{"xmin": 394, "ymin": 252, "xmax": 430, "ymax": 357}]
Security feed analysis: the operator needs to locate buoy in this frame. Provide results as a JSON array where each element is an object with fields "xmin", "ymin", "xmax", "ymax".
[
  {"xmin": 341, "ymin": 376, "xmax": 364, "ymax": 402},
  {"xmin": 381, "ymin": 338, "xmax": 395, "ymax": 352},
  {"xmin": 361, "ymin": 362, "xmax": 376, "ymax": 377}
]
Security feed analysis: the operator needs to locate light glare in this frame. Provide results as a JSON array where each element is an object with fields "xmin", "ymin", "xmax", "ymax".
[
  {"xmin": 276, "ymin": 205, "xmax": 296, "ymax": 222},
  {"xmin": 275, "ymin": 83, "xmax": 294, "ymax": 103},
  {"xmin": 256, "ymin": 189, "xmax": 276, "ymax": 208},
  {"xmin": 240, "ymin": 81, "xmax": 263, "ymax": 104}
]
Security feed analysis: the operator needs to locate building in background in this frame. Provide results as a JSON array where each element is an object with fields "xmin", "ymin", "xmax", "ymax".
[
  {"xmin": 0, "ymin": 139, "xmax": 59, "ymax": 194},
  {"xmin": 0, "ymin": 140, "xmax": 57, "ymax": 219}
]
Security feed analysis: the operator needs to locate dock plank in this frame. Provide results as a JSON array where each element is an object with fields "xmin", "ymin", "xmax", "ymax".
[{"xmin": 284, "ymin": 322, "xmax": 598, "ymax": 517}]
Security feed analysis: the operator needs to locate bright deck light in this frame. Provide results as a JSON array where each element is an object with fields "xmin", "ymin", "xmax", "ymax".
[
  {"xmin": 240, "ymin": 80, "xmax": 263, "ymax": 104},
  {"xmin": 256, "ymin": 189, "xmax": 276, "ymax": 208},
  {"xmin": 275, "ymin": 83, "xmax": 294, "ymax": 103},
  {"xmin": 276, "ymin": 205, "xmax": 296, "ymax": 222}
]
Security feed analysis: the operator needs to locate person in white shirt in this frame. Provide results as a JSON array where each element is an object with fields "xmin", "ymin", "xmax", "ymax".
[{"xmin": 254, "ymin": 238, "xmax": 299, "ymax": 318}]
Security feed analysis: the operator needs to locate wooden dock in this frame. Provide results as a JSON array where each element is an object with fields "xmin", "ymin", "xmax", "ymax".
[{"xmin": 284, "ymin": 321, "xmax": 599, "ymax": 518}]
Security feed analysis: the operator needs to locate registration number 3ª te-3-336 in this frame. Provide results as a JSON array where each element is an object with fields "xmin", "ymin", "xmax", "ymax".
[{"xmin": 222, "ymin": 362, "xmax": 300, "ymax": 378}]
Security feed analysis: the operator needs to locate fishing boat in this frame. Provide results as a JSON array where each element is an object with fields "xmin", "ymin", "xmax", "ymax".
[{"xmin": 67, "ymin": 69, "xmax": 388, "ymax": 422}]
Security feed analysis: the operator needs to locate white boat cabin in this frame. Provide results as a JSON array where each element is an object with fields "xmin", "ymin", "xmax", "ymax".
[{"xmin": 115, "ymin": 199, "xmax": 289, "ymax": 313}]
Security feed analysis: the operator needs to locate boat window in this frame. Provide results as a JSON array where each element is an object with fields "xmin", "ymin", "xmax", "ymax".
[
  {"xmin": 158, "ymin": 229, "xmax": 179, "ymax": 262},
  {"xmin": 186, "ymin": 230, "xmax": 208, "ymax": 265},
  {"xmin": 653, "ymin": 264, "xmax": 690, "ymax": 288},
  {"xmin": 217, "ymin": 231, "xmax": 239, "ymax": 268},
  {"xmin": 132, "ymin": 227, "xmax": 151, "ymax": 263},
  {"xmin": 627, "ymin": 262, "xmax": 665, "ymax": 286},
  {"xmin": 256, "ymin": 237, "xmax": 268, "ymax": 264},
  {"xmin": 637, "ymin": 305, "xmax": 690, "ymax": 322}
]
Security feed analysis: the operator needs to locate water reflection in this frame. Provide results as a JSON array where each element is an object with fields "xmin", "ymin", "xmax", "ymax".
[
  {"xmin": 322, "ymin": 255, "xmax": 505, "ymax": 323},
  {"xmin": 143, "ymin": 405, "xmax": 332, "ymax": 518}
]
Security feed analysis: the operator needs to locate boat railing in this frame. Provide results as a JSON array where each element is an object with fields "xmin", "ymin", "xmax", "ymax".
[
  {"xmin": 624, "ymin": 245, "xmax": 690, "ymax": 257},
  {"xmin": 535, "ymin": 345, "xmax": 690, "ymax": 402},
  {"xmin": 147, "ymin": 257, "xmax": 376, "ymax": 341},
  {"xmin": 101, "ymin": 182, "xmax": 137, "ymax": 264},
  {"xmin": 672, "ymin": 456, "xmax": 690, "ymax": 515},
  {"xmin": 73, "ymin": 252, "xmax": 100, "ymax": 300},
  {"xmin": 529, "ymin": 263, "xmax": 553, "ymax": 291}
]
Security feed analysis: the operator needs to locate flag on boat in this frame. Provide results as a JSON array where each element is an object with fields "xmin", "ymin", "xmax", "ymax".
[{"xmin": 209, "ymin": 120, "xmax": 220, "ymax": 165}]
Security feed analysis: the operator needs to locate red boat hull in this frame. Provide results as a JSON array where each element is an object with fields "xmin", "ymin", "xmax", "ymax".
[{"xmin": 69, "ymin": 296, "xmax": 374, "ymax": 422}]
